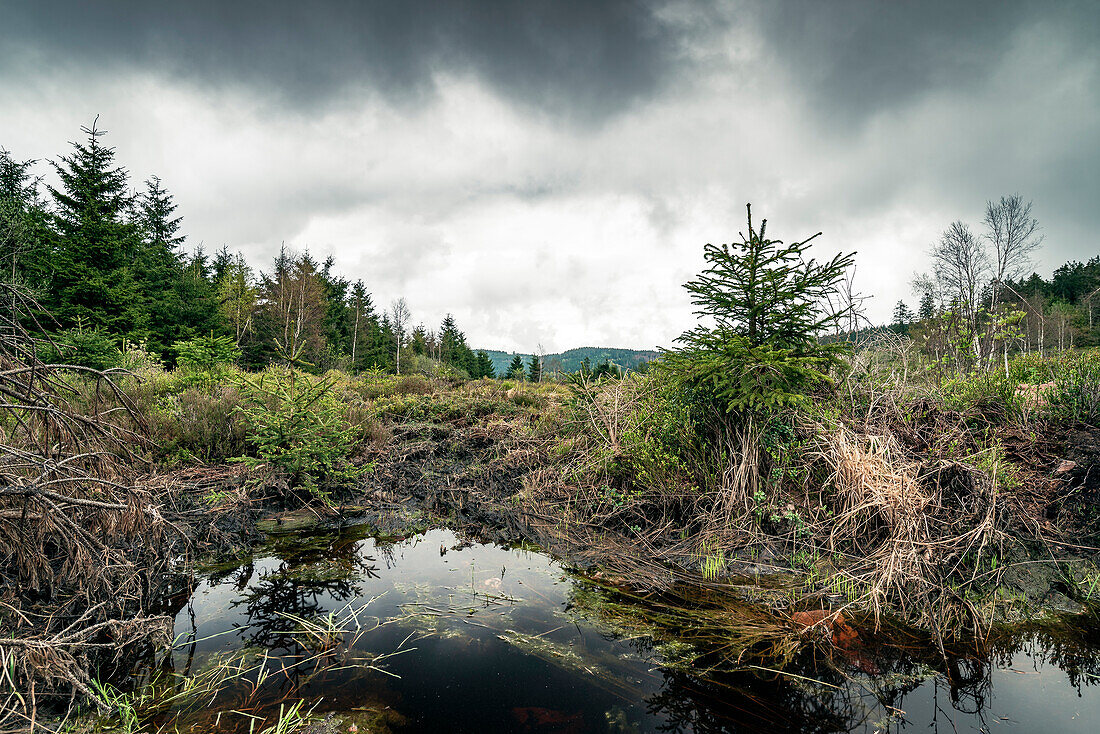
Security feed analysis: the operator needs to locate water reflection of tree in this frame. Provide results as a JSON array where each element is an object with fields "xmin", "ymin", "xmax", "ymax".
[
  {"xmin": 989, "ymin": 621, "xmax": 1100, "ymax": 692},
  {"xmin": 230, "ymin": 530, "xmax": 380, "ymax": 654},
  {"xmin": 157, "ymin": 527, "xmax": 387, "ymax": 727},
  {"xmin": 647, "ymin": 669, "xmax": 848, "ymax": 733},
  {"xmin": 642, "ymin": 634, "xmax": 1100, "ymax": 734}
]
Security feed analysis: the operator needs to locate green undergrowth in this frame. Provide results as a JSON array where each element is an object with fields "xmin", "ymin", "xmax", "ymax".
[
  {"xmin": 52, "ymin": 344, "xmax": 1100, "ymax": 626},
  {"xmin": 66, "ymin": 362, "xmax": 562, "ymax": 505}
]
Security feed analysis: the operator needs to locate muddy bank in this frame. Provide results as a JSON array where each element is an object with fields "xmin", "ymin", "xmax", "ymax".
[{"xmin": 344, "ymin": 412, "xmax": 1100, "ymax": 634}]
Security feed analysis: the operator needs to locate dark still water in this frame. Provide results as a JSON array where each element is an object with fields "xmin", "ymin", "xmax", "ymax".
[{"xmin": 150, "ymin": 523, "xmax": 1100, "ymax": 734}]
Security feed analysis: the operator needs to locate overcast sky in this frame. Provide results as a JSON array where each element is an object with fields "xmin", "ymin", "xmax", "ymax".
[{"xmin": 2, "ymin": 0, "xmax": 1097, "ymax": 352}]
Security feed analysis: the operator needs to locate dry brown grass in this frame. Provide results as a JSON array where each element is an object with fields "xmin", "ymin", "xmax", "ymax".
[{"xmin": 509, "ymin": 360, "xmax": 1017, "ymax": 650}]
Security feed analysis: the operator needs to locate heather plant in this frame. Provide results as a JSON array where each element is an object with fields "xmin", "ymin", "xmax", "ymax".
[
  {"xmin": 1045, "ymin": 348, "xmax": 1100, "ymax": 425},
  {"xmin": 150, "ymin": 384, "xmax": 248, "ymax": 463}
]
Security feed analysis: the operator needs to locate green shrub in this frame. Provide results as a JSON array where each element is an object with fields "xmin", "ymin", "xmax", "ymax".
[
  {"xmin": 940, "ymin": 368, "xmax": 1020, "ymax": 420},
  {"xmin": 1007, "ymin": 352, "xmax": 1051, "ymax": 384},
  {"xmin": 616, "ymin": 373, "xmax": 697, "ymax": 493},
  {"xmin": 234, "ymin": 367, "xmax": 364, "ymax": 498},
  {"xmin": 39, "ymin": 328, "xmax": 121, "ymax": 370},
  {"xmin": 1045, "ymin": 349, "xmax": 1100, "ymax": 425}
]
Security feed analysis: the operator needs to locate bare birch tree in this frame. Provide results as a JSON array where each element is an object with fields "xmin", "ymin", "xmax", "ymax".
[
  {"xmin": 389, "ymin": 297, "xmax": 410, "ymax": 374},
  {"xmin": 931, "ymin": 221, "xmax": 988, "ymax": 338},
  {"xmin": 984, "ymin": 194, "xmax": 1042, "ymax": 307}
]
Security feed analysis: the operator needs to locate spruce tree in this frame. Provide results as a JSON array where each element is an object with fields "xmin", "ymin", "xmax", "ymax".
[
  {"xmin": 0, "ymin": 150, "xmax": 50, "ymax": 290},
  {"xmin": 439, "ymin": 314, "xmax": 465, "ymax": 364},
  {"xmin": 211, "ymin": 245, "xmax": 235, "ymax": 283},
  {"xmin": 409, "ymin": 324, "xmax": 428, "ymax": 355},
  {"xmin": 139, "ymin": 176, "xmax": 184, "ymax": 252},
  {"xmin": 318, "ymin": 256, "xmax": 352, "ymax": 364},
  {"xmin": 347, "ymin": 280, "xmax": 378, "ymax": 371},
  {"xmin": 47, "ymin": 120, "xmax": 146, "ymax": 337},
  {"xmin": 526, "ymin": 353, "xmax": 541, "ymax": 383},
  {"xmin": 439, "ymin": 313, "xmax": 478, "ymax": 376},
  {"xmin": 918, "ymin": 292, "xmax": 935, "ymax": 321},
  {"xmin": 665, "ymin": 204, "xmax": 855, "ymax": 412},
  {"xmin": 135, "ymin": 176, "xmax": 192, "ymax": 355},
  {"xmin": 475, "ymin": 350, "xmax": 495, "ymax": 378},
  {"xmin": 508, "ymin": 354, "xmax": 525, "ymax": 380},
  {"xmin": 891, "ymin": 300, "xmax": 914, "ymax": 334}
]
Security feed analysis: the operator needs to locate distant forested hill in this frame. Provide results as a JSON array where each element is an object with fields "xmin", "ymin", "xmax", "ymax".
[{"xmin": 483, "ymin": 347, "xmax": 659, "ymax": 376}]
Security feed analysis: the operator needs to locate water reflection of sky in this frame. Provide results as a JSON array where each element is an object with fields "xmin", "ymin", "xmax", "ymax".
[{"xmin": 166, "ymin": 526, "xmax": 1100, "ymax": 733}]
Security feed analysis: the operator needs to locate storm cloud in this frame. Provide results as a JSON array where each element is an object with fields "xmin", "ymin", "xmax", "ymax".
[
  {"xmin": 1, "ymin": 0, "xmax": 1097, "ymax": 351},
  {"xmin": 2, "ymin": 0, "xmax": 704, "ymax": 125}
]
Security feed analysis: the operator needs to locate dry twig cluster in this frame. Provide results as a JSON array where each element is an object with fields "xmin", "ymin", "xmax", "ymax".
[{"xmin": 0, "ymin": 285, "xmax": 172, "ymax": 728}]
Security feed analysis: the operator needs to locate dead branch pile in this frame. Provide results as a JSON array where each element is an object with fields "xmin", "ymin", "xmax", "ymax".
[{"xmin": 0, "ymin": 284, "xmax": 172, "ymax": 726}]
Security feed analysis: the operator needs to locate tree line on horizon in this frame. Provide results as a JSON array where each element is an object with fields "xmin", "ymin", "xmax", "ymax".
[
  {"xmin": 883, "ymin": 194, "xmax": 1099, "ymax": 373},
  {"xmin": 0, "ymin": 121, "xmax": 512, "ymax": 378}
]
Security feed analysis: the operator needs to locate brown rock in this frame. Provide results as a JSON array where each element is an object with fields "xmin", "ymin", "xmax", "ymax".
[{"xmin": 1055, "ymin": 460, "xmax": 1078, "ymax": 474}]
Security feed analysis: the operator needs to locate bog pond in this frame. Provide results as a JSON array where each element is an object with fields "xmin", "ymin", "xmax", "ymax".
[{"xmin": 122, "ymin": 521, "xmax": 1100, "ymax": 733}]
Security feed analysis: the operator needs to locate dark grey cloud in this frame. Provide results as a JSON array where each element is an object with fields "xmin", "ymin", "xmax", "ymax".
[
  {"xmin": 750, "ymin": 0, "xmax": 1099, "ymax": 127},
  {"xmin": 1, "ymin": 0, "xmax": 702, "ymax": 125}
]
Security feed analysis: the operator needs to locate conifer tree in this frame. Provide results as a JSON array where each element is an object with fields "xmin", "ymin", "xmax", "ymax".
[
  {"xmin": 372, "ymin": 313, "xmax": 396, "ymax": 372},
  {"xmin": 47, "ymin": 120, "xmax": 146, "ymax": 337},
  {"xmin": 0, "ymin": 150, "xmax": 50, "ymax": 291},
  {"xmin": 134, "ymin": 176, "xmax": 194, "ymax": 354},
  {"xmin": 508, "ymin": 354, "xmax": 525, "ymax": 380},
  {"xmin": 318, "ymin": 256, "xmax": 352, "ymax": 363},
  {"xmin": 918, "ymin": 291, "xmax": 935, "ymax": 321},
  {"xmin": 439, "ymin": 314, "xmax": 465, "ymax": 363},
  {"xmin": 475, "ymin": 350, "xmax": 495, "ymax": 378},
  {"xmin": 526, "ymin": 353, "xmax": 541, "ymax": 383},
  {"xmin": 439, "ymin": 313, "xmax": 479, "ymax": 376},
  {"xmin": 665, "ymin": 204, "xmax": 855, "ymax": 412},
  {"xmin": 347, "ymin": 280, "xmax": 378, "ymax": 371},
  {"xmin": 139, "ymin": 176, "xmax": 184, "ymax": 252},
  {"xmin": 211, "ymin": 245, "xmax": 235, "ymax": 283},
  {"xmin": 891, "ymin": 300, "xmax": 914, "ymax": 334},
  {"xmin": 409, "ymin": 324, "xmax": 428, "ymax": 355}
]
